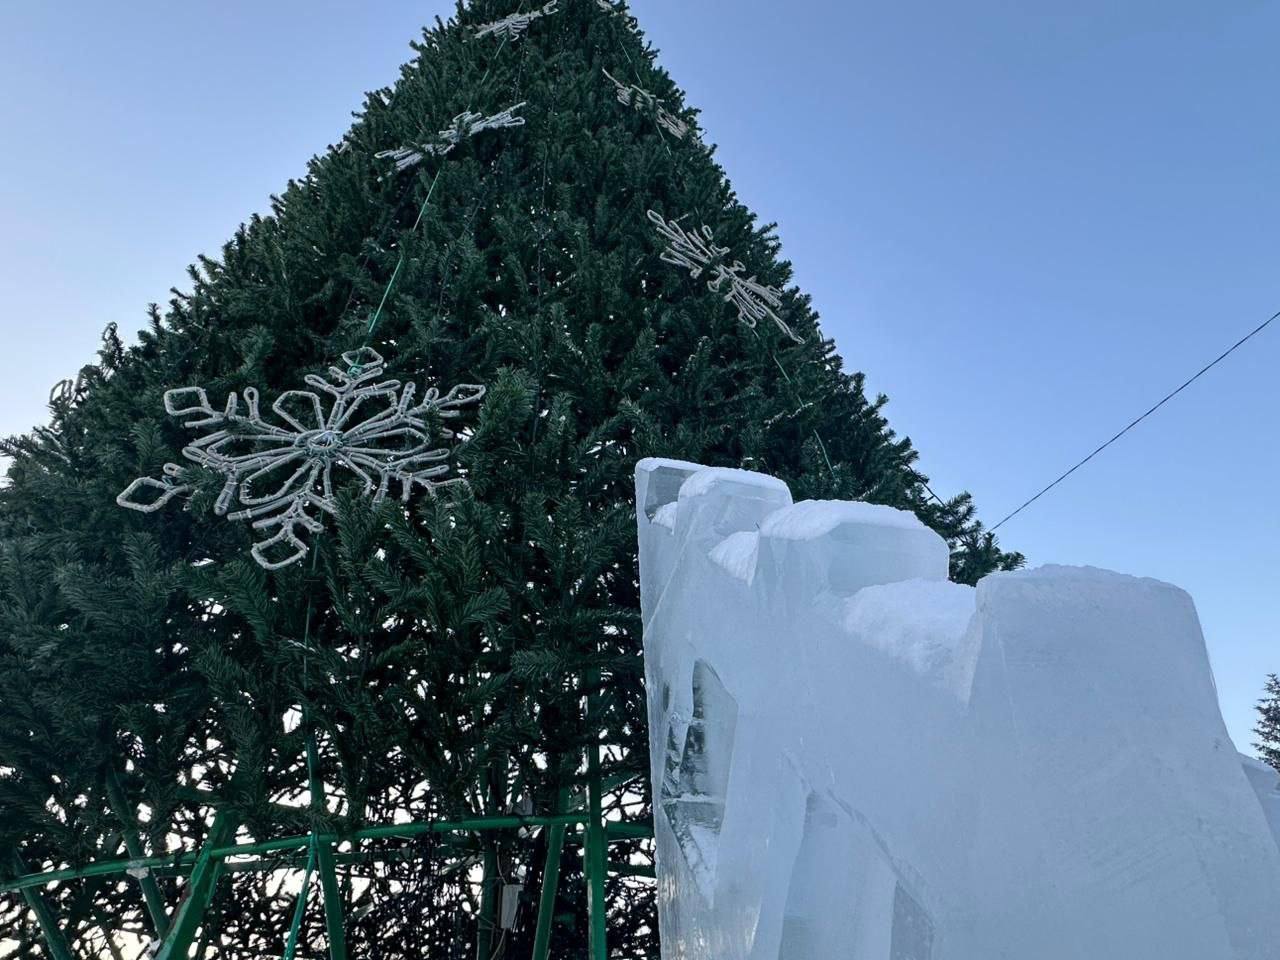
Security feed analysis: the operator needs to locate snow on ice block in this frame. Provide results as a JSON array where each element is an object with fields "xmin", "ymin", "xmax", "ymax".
[
  {"xmin": 635, "ymin": 459, "xmax": 1280, "ymax": 960},
  {"xmin": 757, "ymin": 499, "xmax": 949, "ymax": 604}
]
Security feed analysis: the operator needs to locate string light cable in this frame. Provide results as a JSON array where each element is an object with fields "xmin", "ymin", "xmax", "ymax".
[{"xmin": 990, "ymin": 307, "xmax": 1280, "ymax": 532}]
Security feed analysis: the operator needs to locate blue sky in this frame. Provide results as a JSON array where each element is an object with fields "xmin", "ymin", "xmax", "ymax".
[{"xmin": 1, "ymin": 1, "xmax": 1277, "ymax": 751}]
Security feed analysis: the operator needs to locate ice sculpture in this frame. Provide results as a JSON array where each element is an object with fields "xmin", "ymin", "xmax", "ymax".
[{"xmin": 635, "ymin": 458, "xmax": 1280, "ymax": 960}]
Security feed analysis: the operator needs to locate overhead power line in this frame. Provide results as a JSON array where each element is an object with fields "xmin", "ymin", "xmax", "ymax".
[{"xmin": 990, "ymin": 308, "xmax": 1280, "ymax": 532}]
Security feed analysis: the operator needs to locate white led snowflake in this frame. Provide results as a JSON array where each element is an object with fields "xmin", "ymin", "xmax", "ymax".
[
  {"xmin": 472, "ymin": 1, "xmax": 558, "ymax": 41},
  {"xmin": 117, "ymin": 348, "xmax": 486, "ymax": 570},
  {"xmin": 596, "ymin": 0, "xmax": 638, "ymax": 30},
  {"xmin": 375, "ymin": 103, "xmax": 527, "ymax": 173},
  {"xmin": 602, "ymin": 69, "xmax": 696, "ymax": 142},
  {"xmin": 647, "ymin": 210, "xmax": 802, "ymax": 342}
]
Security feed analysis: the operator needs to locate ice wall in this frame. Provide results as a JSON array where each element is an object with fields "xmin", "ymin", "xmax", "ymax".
[
  {"xmin": 1242, "ymin": 754, "xmax": 1280, "ymax": 851},
  {"xmin": 635, "ymin": 458, "xmax": 1280, "ymax": 960}
]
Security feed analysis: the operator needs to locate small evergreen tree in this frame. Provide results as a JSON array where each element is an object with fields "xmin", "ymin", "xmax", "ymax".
[
  {"xmin": 1256, "ymin": 675, "xmax": 1280, "ymax": 774},
  {"xmin": 0, "ymin": 2, "xmax": 1020, "ymax": 957}
]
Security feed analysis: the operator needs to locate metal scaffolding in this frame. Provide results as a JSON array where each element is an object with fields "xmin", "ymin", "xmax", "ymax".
[{"xmin": 2, "ymin": 724, "xmax": 653, "ymax": 960}]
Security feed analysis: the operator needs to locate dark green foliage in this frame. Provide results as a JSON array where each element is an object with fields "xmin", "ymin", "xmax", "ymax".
[
  {"xmin": 1257, "ymin": 675, "xmax": 1280, "ymax": 774},
  {"xmin": 0, "ymin": 1, "xmax": 1019, "ymax": 956}
]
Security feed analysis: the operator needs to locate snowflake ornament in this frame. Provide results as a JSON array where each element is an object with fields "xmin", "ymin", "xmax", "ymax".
[
  {"xmin": 472, "ymin": 1, "xmax": 558, "ymax": 41},
  {"xmin": 595, "ymin": 0, "xmax": 638, "ymax": 30},
  {"xmin": 375, "ymin": 103, "xmax": 527, "ymax": 173},
  {"xmin": 647, "ymin": 210, "xmax": 802, "ymax": 343},
  {"xmin": 117, "ymin": 348, "xmax": 486, "ymax": 570},
  {"xmin": 602, "ymin": 69, "xmax": 696, "ymax": 142}
]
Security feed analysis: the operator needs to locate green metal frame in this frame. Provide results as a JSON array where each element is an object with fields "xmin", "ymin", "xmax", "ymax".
[
  {"xmin": 3, "ymin": 676, "xmax": 652, "ymax": 959},
  {"xmin": 4, "ymin": 810, "xmax": 650, "ymax": 959},
  {"xmin": 6, "ymin": 749, "xmax": 652, "ymax": 959}
]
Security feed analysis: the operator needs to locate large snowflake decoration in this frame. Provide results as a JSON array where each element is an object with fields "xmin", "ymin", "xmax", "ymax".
[
  {"xmin": 117, "ymin": 348, "xmax": 486, "ymax": 570},
  {"xmin": 647, "ymin": 210, "xmax": 802, "ymax": 342},
  {"xmin": 472, "ymin": 1, "xmax": 558, "ymax": 41},
  {"xmin": 375, "ymin": 102, "xmax": 526, "ymax": 173}
]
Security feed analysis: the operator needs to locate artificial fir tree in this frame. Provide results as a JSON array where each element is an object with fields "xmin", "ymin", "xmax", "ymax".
[
  {"xmin": 1256, "ymin": 675, "xmax": 1280, "ymax": 774},
  {"xmin": 0, "ymin": 2, "xmax": 1021, "ymax": 957}
]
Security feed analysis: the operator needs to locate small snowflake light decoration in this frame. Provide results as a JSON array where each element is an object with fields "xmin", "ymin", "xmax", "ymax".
[
  {"xmin": 472, "ymin": 1, "xmax": 558, "ymax": 41},
  {"xmin": 375, "ymin": 103, "xmax": 527, "ymax": 173},
  {"xmin": 117, "ymin": 348, "xmax": 486, "ymax": 570},
  {"xmin": 647, "ymin": 210, "xmax": 802, "ymax": 342},
  {"xmin": 602, "ymin": 69, "xmax": 696, "ymax": 142},
  {"xmin": 596, "ymin": 0, "xmax": 638, "ymax": 30}
]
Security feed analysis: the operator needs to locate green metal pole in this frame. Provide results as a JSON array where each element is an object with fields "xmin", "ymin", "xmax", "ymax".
[
  {"xmin": 154, "ymin": 811, "xmax": 237, "ymax": 960},
  {"xmin": 10, "ymin": 853, "xmax": 75, "ymax": 960},
  {"xmin": 348, "ymin": 813, "xmax": 586, "ymax": 843},
  {"xmin": 315, "ymin": 837, "xmax": 348, "ymax": 960},
  {"xmin": 531, "ymin": 787, "xmax": 569, "ymax": 960},
  {"xmin": 0, "ymin": 852, "xmax": 195, "ymax": 894},
  {"xmin": 475, "ymin": 749, "xmax": 512, "ymax": 960},
  {"xmin": 0, "ymin": 815, "xmax": 589, "ymax": 895},
  {"xmin": 282, "ymin": 836, "xmax": 318, "ymax": 960},
  {"xmin": 604, "ymin": 821, "xmax": 653, "ymax": 841},
  {"xmin": 584, "ymin": 669, "xmax": 608, "ymax": 960},
  {"xmin": 106, "ymin": 767, "xmax": 171, "ymax": 937},
  {"xmin": 302, "ymin": 724, "xmax": 348, "ymax": 960},
  {"xmin": 474, "ymin": 842, "xmax": 498, "ymax": 960}
]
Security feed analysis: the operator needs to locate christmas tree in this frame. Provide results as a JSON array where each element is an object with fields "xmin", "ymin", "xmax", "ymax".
[
  {"xmin": 0, "ymin": 2, "xmax": 1020, "ymax": 957},
  {"xmin": 1257, "ymin": 675, "xmax": 1280, "ymax": 774}
]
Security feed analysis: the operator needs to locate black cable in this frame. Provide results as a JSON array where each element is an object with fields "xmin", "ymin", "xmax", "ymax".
[{"xmin": 990, "ymin": 308, "xmax": 1280, "ymax": 532}]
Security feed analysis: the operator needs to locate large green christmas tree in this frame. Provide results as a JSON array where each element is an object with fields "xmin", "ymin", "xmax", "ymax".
[{"xmin": 0, "ymin": 2, "xmax": 1019, "ymax": 957}]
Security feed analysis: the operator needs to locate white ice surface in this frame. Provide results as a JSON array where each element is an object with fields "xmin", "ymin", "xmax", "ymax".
[
  {"xmin": 635, "ymin": 458, "xmax": 1280, "ymax": 960},
  {"xmin": 1241, "ymin": 754, "xmax": 1280, "ymax": 851}
]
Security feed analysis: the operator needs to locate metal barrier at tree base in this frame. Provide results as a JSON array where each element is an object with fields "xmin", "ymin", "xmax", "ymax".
[{"xmin": 2, "ymin": 707, "xmax": 654, "ymax": 960}]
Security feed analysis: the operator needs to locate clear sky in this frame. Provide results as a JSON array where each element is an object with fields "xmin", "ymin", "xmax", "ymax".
[{"xmin": 1, "ymin": 1, "xmax": 1277, "ymax": 752}]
